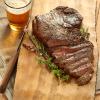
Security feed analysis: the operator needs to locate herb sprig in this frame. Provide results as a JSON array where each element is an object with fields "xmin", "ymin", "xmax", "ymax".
[
  {"xmin": 28, "ymin": 34, "xmax": 70, "ymax": 81},
  {"xmin": 80, "ymin": 26, "xmax": 90, "ymax": 40}
]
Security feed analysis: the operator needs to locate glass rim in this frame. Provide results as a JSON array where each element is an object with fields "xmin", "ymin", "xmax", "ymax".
[{"xmin": 4, "ymin": 0, "xmax": 32, "ymax": 9}]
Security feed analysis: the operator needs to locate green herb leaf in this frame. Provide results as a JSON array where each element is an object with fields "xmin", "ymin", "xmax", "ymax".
[
  {"xmin": 80, "ymin": 26, "xmax": 90, "ymax": 40},
  {"xmin": 52, "ymin": 69, "xmax": 61, "ymax": 77},
  {"xmin": 28, "ymin": 33, "xmax": 70, "ymax": 81},
  {"xmin": 61, "ymin": 75, "xmax": 70, "ymax": 81}
]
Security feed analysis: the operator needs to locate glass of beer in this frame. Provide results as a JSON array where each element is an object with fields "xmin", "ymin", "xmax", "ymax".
[{"xmin": 4, "ymin": 0, "xmax": 32, "ymax": 31}]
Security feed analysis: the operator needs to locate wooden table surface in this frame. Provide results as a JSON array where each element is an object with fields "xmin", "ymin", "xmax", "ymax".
[
  {"xmin": 14, "ymin": 0, "xmax": 99, "ymax": 100},
  {"xmin": 0, "ymin": 0, "xmax": 100, "ymax": 100},
  {"xmin": 95, "ymin": 0, "xmax": 100, "ymax": 99}
]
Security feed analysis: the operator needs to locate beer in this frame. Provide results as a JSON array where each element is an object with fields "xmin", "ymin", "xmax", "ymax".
[{"xmin": 4, "ymin": 0, "xmax": 32, "ymax": 31}]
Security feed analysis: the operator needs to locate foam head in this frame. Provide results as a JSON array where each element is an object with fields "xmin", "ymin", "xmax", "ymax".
[{"xmin": 5, "ymin": 0, "xmax": 32, "ymax": 14}]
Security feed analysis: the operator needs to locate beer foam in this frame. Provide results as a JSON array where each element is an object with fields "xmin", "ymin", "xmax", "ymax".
[{"xmin": 5, "ymin": 0, "xmax": 32, "ymax": 14}]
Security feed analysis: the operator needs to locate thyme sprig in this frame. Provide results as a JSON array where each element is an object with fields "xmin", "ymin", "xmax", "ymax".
[
  {"xmin": 80, "ymin": 26, "xmax": 90, "ymax": 40},
  {"xmin": 29, "ymin": 34, "xmax": 70, "ymax": 81}
]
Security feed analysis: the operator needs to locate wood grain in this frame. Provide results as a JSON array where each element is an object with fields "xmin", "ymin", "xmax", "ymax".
[
  {"xmin": 95, "ymin": 0, "xmax": 100, "ymax": 100},
  {"xmin": 13, "ymin": 0, "xmax": 98, "ymax": 100},
  {"xmin": 96, "ymin": 94, "xmax": 100, "ymax": 100}
]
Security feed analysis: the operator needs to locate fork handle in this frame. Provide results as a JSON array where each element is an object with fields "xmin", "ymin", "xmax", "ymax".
[{"xmin": 0, "ymin": 50, "xmax": 19, "ymax": 93}]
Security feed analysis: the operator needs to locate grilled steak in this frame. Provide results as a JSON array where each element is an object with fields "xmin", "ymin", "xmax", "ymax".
[
  {"xmin": 32, "ymin": 6, "xmax": 94, "ymax": 85},
  {"xmin": 76, "ymin": 69, "xmax": 94, "ymax": 85},
  {"xmin": 32, "ymin": 6, "xmax": 83, "ymax": 47}
]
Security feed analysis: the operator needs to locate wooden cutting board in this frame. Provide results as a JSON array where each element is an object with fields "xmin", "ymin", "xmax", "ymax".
[{"xmin": 13, "ymin": 0, "xmax": 98, "ymax": 100}]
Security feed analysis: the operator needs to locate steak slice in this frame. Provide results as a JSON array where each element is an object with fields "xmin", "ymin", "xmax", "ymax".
[
  {"xmin": 64, "ymin": 57, "xmax": 90, "ymax": 72},
  {"xmin": 69, "ymin": 63, "xmax": 93, "ymax": 77},
  {"xmin": 46, "ymin": 39, "xmax": 68, "ymax": 48},
  {"xmin": 53, "ymin": 47, "xmax": 93, "ymax": 64},
  {"xmin": 47, "ymin": 41, "xmax": 93, "ymax": 53},
  {"xmin": 32, "ymin": 6, "xmax": 94, "ymax": 85},
  {"xmin": 77, "ymin": 69, "xmax": 94, "ymax": 85}
]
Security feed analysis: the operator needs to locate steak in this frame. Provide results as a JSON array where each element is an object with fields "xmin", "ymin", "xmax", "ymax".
[
  {"xmin": 32, "ymin": 6, "xmax": 83, "ymax": 47},
  {"xmin": 76, "ymin": 69, "xmax": 94, "ymax": 85},
  {"xmin": 32, "ymin": 6, "xmax": 94, "ymax": 85}
]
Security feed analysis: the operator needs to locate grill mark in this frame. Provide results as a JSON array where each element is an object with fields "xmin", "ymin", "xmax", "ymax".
[
  {"xmin": 69, "ymin": 63, "xmax": 93, "ymax": 77},
  {"xmin": 47, "ymin": 39, "xmax": 68, "ymax": 48},
  {"xmin": 52, "ymin": 46, "xmax": 93, "ymax": 59},
  {"xmin": 48, "ymin": 42, "xmax": 93, "ymax": 54},
  {"xmin": 64, "ymin": 57, "xmax": 90, "ymax": 72},
  {"xmin": 54, "ymin": 47, "xmax": 93, "ymax": 66}
]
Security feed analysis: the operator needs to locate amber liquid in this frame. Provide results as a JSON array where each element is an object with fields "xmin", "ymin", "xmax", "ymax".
[{"xmin": 7, "ymin": 10, "xmax": 30, "ymax": 31}]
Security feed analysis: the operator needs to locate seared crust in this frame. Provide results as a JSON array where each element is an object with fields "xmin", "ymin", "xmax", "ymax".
[{"xmin": 32, "ymin": 6, "xmax": 94, "ymax": 85}]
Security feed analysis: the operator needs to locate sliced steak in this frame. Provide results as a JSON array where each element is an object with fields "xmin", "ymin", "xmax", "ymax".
[
  {"xmin": 46, "ymin": 39, "xmax": 68, "ymax": 48},
  {"xmin": 32, "ymin": 6, "xmax": 94, "ymax": 85},
  {"xmin": 69, "ymin": 63, "xmax": 93, "ymax": 77},
  {"xmin": 64, "ymin": 57, "xmax": 90, "ymax": 72},
  {"xmin": 53, "ymin": 47, "xmax": 93, "ymax": 64},
  {"xmin": 47, "ymin": 41, "xmax": 93, "ymax": 53},
  {"xmin": 76, "ymin": 69, "xmax": 94, "ymax": 85}
]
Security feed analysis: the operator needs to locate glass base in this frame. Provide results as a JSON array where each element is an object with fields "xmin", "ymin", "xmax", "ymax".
[{"xmin": 9, "ymin": 24, "xmax": 24, "ymax": 31}]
